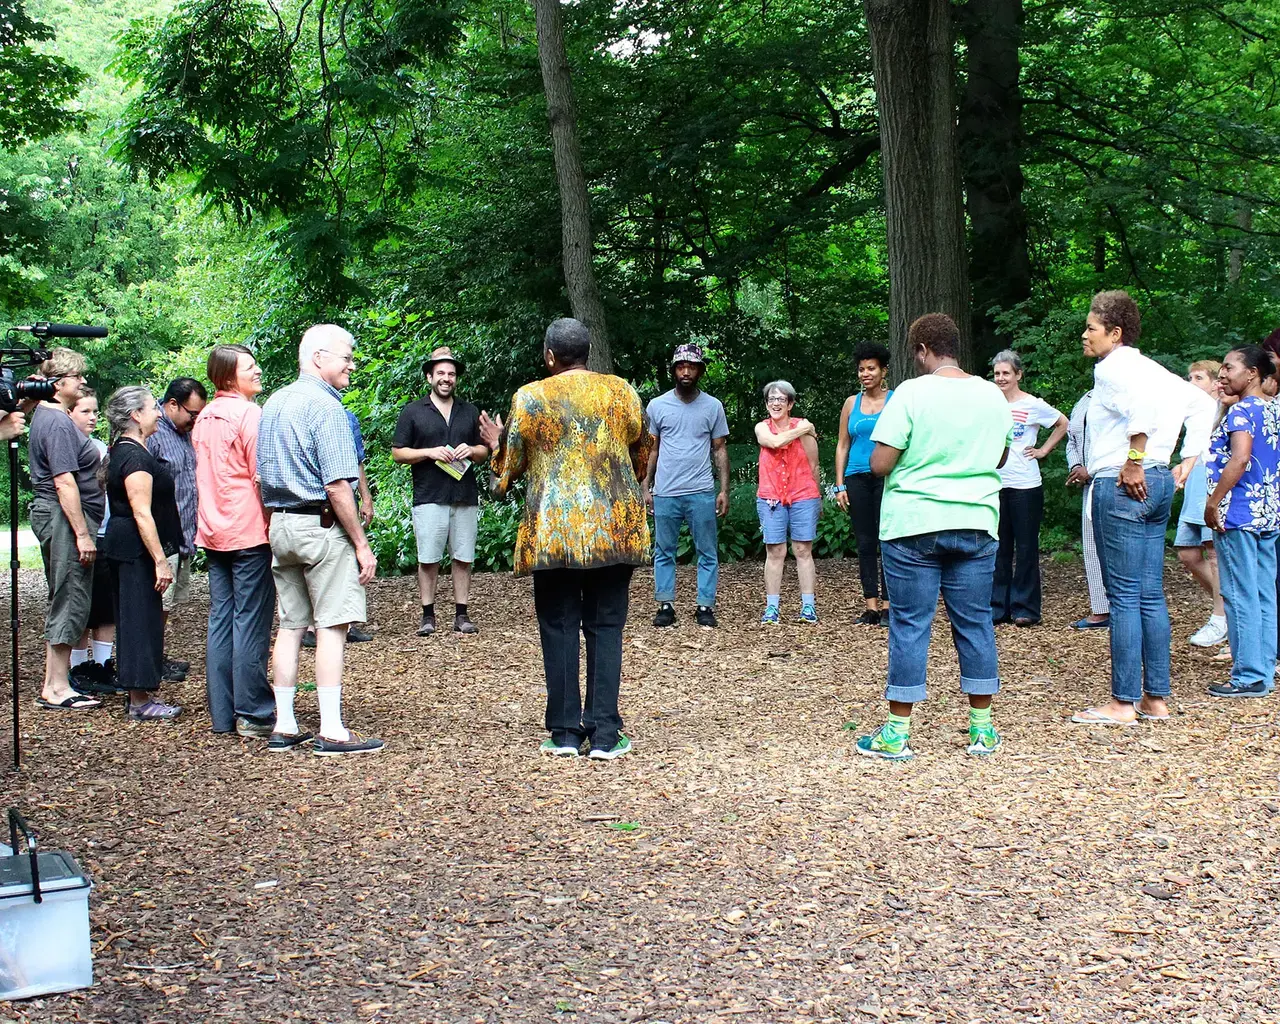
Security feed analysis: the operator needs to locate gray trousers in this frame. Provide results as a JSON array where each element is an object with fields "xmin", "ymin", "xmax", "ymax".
[
  {"xmin": 1082, "ymin": 502, "xmax": 1110, "ymax": 616},
  {"xmin": 205, "ymin": 545, "xmax": 276, "ymax": 731}
]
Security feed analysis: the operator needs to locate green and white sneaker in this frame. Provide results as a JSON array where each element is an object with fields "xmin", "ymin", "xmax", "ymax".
[
  {"xmin": 966, "ymin": 724, "xmax": 1002, "ymax": 756},
  {"xmin": 540, "ymin": 737, "xmax": 580, "ymax": 758},
  {"xmin": 855, "ymin": 725, "xmax": 914, "ymax": 761},
  {"xmin": 588, "ymin": 734, "xmax": 632, "ymax": 760}
]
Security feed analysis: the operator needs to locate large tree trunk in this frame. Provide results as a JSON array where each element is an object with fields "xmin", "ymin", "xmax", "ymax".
[
  {"xmin": 957, "ymin": 0, "xmax": 1031, "ymax": 367},
  {"xmin": 531, "ymin": 0, "xmax": 613, "ymax": 373},
  {"xmin": 865, "ymin": 0, "xmax": 971, "ymax": 377}
]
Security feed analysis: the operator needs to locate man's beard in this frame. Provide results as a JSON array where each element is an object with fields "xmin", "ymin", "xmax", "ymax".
[
  {"xmin": 433, "ymin": 383, "xmax": 454, "ymax": 399},
  {"xmin": 674, "ymin": 378, "xmax": 699, "ymax": 396}
]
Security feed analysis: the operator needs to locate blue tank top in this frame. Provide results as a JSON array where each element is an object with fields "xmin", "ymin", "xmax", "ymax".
[{"xmin": 845, "ymin": 390, "xmax": 893, "ymax": 476}]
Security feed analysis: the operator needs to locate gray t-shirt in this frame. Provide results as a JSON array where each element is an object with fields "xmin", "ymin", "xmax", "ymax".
[
  {"xmin": 28, "ymin": 404, "xmax": 106, "ymax": 522},
  {"xmin": 647, "ymin": 389, "xmax": 729, "ymax": 497}
]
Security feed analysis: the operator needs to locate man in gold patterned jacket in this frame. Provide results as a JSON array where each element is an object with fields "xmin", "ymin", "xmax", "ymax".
[{"xmin": 480, "ymin": 318, "xmax": 651, "ymax": 762}]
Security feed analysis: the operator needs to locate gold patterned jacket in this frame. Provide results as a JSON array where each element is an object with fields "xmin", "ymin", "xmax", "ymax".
[{"xmin": 490, "ymin": 371, "xmax": 652, "ymax": 576}]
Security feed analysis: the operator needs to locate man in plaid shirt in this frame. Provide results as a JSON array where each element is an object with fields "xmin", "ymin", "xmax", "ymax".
[
  {"xmin": 257, "ymin": 324, "xmax": 383, "ymax": 756},
  {"xmin": 148, "ymin": 377, "xmax": 207, "ymax": 681}
]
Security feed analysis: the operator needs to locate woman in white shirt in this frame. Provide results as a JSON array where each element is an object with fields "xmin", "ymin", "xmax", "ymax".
[
  {"xmin": 1071, "ymin": 290, "xmax": 1214, "ymax": 726},
  {"xmin": 991, "ymin": 351, "xmax": 1068, "ymax": 626}
]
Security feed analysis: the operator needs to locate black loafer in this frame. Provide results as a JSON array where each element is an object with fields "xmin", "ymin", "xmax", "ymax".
[{"xmin": 346, "ymin": 625, "xmax": 374, "ymax": 642}]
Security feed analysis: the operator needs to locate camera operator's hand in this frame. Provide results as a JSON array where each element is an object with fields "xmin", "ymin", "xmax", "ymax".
[
  {"xmin": 0, "ymin": 411, "xmax": 25, "ymax": 441},
  {"xmin": 75, "ymin": 532, "xmax": 96, "ymax": 567}
]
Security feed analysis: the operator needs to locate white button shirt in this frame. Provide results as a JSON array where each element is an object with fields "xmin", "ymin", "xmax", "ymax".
[{"xmin": 1087, "ymin": 345, "xmax": 1215, "ymax": 477}]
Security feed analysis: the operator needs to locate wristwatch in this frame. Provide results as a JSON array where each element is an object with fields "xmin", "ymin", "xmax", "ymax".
[
  {"xmin": 1126, "ymin": 449, "xmax": 1147, "ymax": 462},
  {"xmin": 834, "ymin": 484, "xmax": 847, "ymax": 493}
]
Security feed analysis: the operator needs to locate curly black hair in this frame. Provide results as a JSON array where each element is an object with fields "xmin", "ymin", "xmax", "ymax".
[{"xmin": 853, "ymin": 341, "xmax": 891, "ymax": 368}]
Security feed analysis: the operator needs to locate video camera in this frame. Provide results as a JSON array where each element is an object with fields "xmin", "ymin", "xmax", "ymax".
[{"xmin": 0, "ymin": 322, "xmax": 108, "ymax": 414}]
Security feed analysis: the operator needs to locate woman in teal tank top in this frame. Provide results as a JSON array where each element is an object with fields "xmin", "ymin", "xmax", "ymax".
[{"xmin": 835, "ymin": 342, "xmax": 893, "ymax": 624}]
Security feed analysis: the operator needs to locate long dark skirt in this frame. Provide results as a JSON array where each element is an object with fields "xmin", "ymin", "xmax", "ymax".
[{"xmin": 110, "ymin": 555, "xmax": 164, "ymax": 691}]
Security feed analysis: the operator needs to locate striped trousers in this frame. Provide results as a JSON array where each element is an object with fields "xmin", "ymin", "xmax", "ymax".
[{"xmin": 1082, "ymin": 503, "xmax": 1110, "ymax": 615}]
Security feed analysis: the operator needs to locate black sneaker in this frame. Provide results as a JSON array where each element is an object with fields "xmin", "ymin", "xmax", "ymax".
[
  {"xmin": 161, "ymin": 659, "xmax": 187, "ymax": 682},
  {"xmin": 695, "ymin": 606, "xmax": 718, "ymax": 628},
  {"xmin": 347, "ymin": 625, "xmax": 374, "ymax": 642},
  {"xmin": 301, "ymin": 629, "xmax": 317, "ymax": 649},
  {"xmin": 653, "ymin": 603, "xmax": 676, "ymax": 627},
  {"xmin": 416, "ymin": 614, "xmax": 436, "ymax": 637},
  {"xmin": 454, "ymin": 613, "xmax": 479, "ymax": 634},
  {"xmin": 1207, "ymin": 680, "xmax": 1269, "ymax": 699},
  {"xmin": 313, "ymin": 730, "xmax": 385, "ymax": 756},
  {"xmin": 70, "ymin": 663, "xmax": 111, "ymax": 694},
  {"xmin": 268, "ymin": 730, "xmax": 314, "ymax": 752},
  {"xmin": 856, "ymin": 610, "xmax": 881, "ymax": 626},
  {"xmin": 169, "ymin": 658, "xmax": 191, "ymax": 673}
]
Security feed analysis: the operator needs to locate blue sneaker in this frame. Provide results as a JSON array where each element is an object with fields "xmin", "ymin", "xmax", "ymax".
[
  {"xmin": 855, "ymin": 726, "xmax": 914, "ymax": 761},
  {"xmin": 797, "ymin": 604, "xmax": 818, "ymax": 624},
  {"xmin": 760, "ymin": 605, "xmax": 781, "ymax": 625}
]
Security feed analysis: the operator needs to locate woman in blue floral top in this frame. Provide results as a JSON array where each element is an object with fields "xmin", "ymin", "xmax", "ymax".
[{"xmin": 1205, "ymin": 345, "xmax": 1280, "ymax": 699}]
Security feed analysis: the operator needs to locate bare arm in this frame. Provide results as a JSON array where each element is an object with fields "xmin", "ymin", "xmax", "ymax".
[
  {"xmin": 1028, "ymin": 415, "xmax": 1069, "ymax": 459},
  {"xmin": 1205, "ymin": 430, "xmax": 1251, "ymax": 531},
  {"xmin": 357, "ymin": 463, "xmax": 374, "ymax": 527},
  {"xmin": 834, "ymin": 396, "xmax": 854, "ymax": 509},
  {"xmin": 391, "ymin": 445, "xmax": 452, "ymax": 464},
  {"xmin": 712, "ymin": 437, "xmax": 730, "ymax": 516},
  {"xmin": 801, "ymin": 433, "xmax": 819, "ymax": 485},
  {"xmin": 123, "ymin": 472, "xmax": 173, "ymax": 591},
  {"xmin": 326, "ymin": 480, "xmax": 377, "ymax": 585},
  {"xmin": 642, "ymin": 434, "xmax": 660, "ymax": 510},
  {"xmin": 755, "ymin": 419, "xmax": 814, "ymax": 449},
  {"xmin": 869, "ymin": 442, "xmax": 902, "ymax": 478},
  {"xmin": 53, "ymin": 472, "xmax": 95, "ymax": 564}
]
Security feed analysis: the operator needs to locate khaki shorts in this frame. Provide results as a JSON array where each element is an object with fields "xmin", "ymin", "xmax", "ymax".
[
  {"xmin": 412, "ymin": 503, "xmax": 479, "ymax": 564},
  {"xmin": 162, "ymin": 554, "xmax": 193, "ymax": 612},
  {"xmin": 269, "ymin": 513, "xmax": 366, "ymax": 630},
  {"xmin": 30, "ymin": 497, "xmax": 99, "ymax": 647}
]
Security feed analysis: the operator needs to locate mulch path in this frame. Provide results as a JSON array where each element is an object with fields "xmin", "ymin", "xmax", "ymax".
[{"xmin": 2, "ymin": 558, "xmax": 1277, "ymax": 1023}]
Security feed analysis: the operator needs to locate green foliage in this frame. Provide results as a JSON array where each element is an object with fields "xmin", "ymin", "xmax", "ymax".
[{"xmin": 0, "ymin": 0, "xmax": 87, "ymax": 149}]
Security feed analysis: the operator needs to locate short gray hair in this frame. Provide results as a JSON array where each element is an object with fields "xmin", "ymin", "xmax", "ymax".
[
  {"xmin": 104, "ymin": 386, "xmax": 154, "ymax": 443},
  {"xmin": 991, "ymin": 349, "xmax": 1023, "ymax": 373},
  {"xmin": 299, "ymin": 324, "xmax": 354, "ymax": 371},
  {"xmin": 762, "ymin": 380, "xmax": 797, "ymax": 403}
]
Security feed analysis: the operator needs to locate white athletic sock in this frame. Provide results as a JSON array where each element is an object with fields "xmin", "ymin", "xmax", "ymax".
[
  {"xmin": 273, "ymin": 686, "xmax": 298, "ymax": 736},
  {"xmin": 69, "ymin": 648, "xmax": 89, "ymax": 668},
  {"xmin": 317, "ymin": 686, "xmax": 349, "ymax": 741},
  {"xmin": 92, "ymin": 640, "xmax": 113, "ymax": 664}
]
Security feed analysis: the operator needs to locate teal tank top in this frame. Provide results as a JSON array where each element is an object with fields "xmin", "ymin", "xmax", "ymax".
[{"xmin": 845, "ymin": 390, "xmax": 893, "ymax": 476}]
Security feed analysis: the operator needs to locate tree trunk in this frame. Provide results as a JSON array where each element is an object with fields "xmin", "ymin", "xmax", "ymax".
[
  {"xmin": 957, "ymin": 0, "xmax": 1030, "ymax": 367},
  {"xmin": 865, "ymin": 0, "xmax": 971, "ymax": 378},
  {"xmin": 531, "ymin": 0, "xmax": 613, "ymax": 372},
  {"xmin": 1228, "ymin": 201, "xmax": 1252, "ymax": 285}
]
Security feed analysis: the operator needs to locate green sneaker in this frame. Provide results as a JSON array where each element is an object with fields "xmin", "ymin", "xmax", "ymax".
[
  {"xmin": 966, "ymin": 725, "xmax": 1002, "ymax": 756},
  {"xmin": 588, "ymin": 734, "xmax": 632, "ymax": 760},
  {"xmin": 540, "ymin": 737, "xmax": 580, "ymax": 758},
  {"xmin": 855, "ymin": 725, "xmax": 914, "ymax": 761}
]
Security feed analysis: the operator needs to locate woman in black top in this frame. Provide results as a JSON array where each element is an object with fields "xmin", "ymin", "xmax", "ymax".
[{"xmin": 102, "ymin": 387, "xmax": 182, "ymax": 721}]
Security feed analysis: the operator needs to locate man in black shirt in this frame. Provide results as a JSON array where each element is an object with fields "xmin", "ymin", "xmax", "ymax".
[{"xmin": 392, "ymin": 347, "xmax": 489, "ymax": 635}]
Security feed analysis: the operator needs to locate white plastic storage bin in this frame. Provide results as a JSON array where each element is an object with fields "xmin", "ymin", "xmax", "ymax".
[{"xmin": 0, "ymin": 812, "xmax": 93, "ymax": 1001}]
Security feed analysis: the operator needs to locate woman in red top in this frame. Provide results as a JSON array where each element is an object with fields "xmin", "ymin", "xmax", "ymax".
[
  {"xmin": 755, "ymin": 380, "xmax": 821, "ymax": 623},
  {"xmin": 191, "ymin": 345, "xmax": 277, "ymax": 738}
]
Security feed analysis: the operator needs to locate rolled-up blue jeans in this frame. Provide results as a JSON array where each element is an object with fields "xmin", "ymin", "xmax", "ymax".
[
  {"xmin": 881, "ymin": 529, "xmax": 1001, "ymax": 704},
  {"xmin": 653, "ymin": 490, "xmax": 719, "ymax": 607},
  {"xmin": 1215, "ymin": 527, "xmax": 1278, "ymax": 692},
  {"xmin": 1091, "ymin": 467, "xmax": 1175, "ymax": 702}
]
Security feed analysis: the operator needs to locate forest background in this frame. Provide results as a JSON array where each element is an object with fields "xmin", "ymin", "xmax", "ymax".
[{"xmin": 2, "ymin": 0, "xmax": 1278, "ymax": 574}]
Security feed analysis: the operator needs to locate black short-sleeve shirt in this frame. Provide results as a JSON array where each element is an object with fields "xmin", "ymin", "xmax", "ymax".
[
  {"xmin": 103, "ymin": 440, "xmax": 182, "ymax": 561},
  {"xmin": 392, "ymin": 397, "xmax": 482, "ymax": 507}
]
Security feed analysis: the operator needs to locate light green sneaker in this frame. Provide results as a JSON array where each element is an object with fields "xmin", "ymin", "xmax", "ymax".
[
  {"xmin": 966, "ymin": 725, "xmax": 1002, "ymax": 756},
  {"xmin": 588, "ymin": 734, "xmax": 632, "ymax": 760},
  {"xmin": 539, "ymin": 737, "xmax": 580, "ymax": 758},
  {"xmin": 855, "ymin": 725, "xmax": 914, "ymax": 761}
]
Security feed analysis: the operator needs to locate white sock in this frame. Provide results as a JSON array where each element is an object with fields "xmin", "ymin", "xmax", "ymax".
[
  {"xmin": 273, "ymin": 686, "xmax": 298, "ymax": 736},
  {"xmin": 92, "ymin": 640, "xmax": 113, "ymax": 664},
  {"xmin": 1210, "ymin": 614, "xmax": 1226, "ymax": 627},
  {"xmin": 70, "ymin": 648, "xmax": 89, "ymax": 668},
  {"xmin": 317, "ymin": 686, "xmax": 349, "ymax": 741}
]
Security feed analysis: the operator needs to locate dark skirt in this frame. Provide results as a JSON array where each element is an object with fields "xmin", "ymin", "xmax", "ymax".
[
  {"xmin": 109, "ymin": 556, "xmax": 164, "ymax": 691},
  {"xmin": 87, "ymin": 556, "xmax": 115, "ymax": 629}
]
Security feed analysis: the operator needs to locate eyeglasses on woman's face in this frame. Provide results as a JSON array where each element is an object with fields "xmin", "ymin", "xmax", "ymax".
[{"xmin": 766, "ymin": 395, "xmax": 789, "ymax": 406}]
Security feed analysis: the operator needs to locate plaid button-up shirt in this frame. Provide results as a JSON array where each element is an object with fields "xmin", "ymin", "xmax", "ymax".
[
  {"xmin": 257, "ymin": 374, "xmax": 359, "ymax": 507},
  {"xmin": 147, "ymin": 414, "xmax": 198, "ymax": 555}
]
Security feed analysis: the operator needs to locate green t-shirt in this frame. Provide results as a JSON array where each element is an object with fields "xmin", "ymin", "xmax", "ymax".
[{"xmin": 870, "ymin": 374, "xmax": 1015, "ymax": 541}]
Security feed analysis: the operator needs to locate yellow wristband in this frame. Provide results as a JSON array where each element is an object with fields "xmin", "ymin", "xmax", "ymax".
[{"xmin": 1126, "ymin": 449, "xmax": 1146, "ymax": 462}]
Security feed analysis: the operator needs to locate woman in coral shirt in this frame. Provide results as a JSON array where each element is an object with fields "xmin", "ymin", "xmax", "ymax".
[{"xmin": 192, "ymin": 345, "xmax": 276, "ymax": 738}]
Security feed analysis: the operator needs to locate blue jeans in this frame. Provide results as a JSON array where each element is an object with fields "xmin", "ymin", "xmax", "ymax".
[
  {"xmin": 1091, "ymin": 468, "xmax": 1175, "ymax": 702},
  {"xmin": 205, "ymin": 545, "xmax": 277, "ymax": 732},
  {"xmin": 881, "ymin": 530, "xmax": 1001, "ymax": 704},
  {"xmin": 1215, "ymin": 528, "xmax": 1278, "ymax": 692},
  {"xmin": 653, "ymin": 491, "xmax": 719, "ymax": 607}
]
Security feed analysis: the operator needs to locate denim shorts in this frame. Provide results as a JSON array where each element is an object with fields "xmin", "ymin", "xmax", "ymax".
[
  {"xmin": 757, "ymin": 497, "xmax": 821, "ymax": 545},
  {"xmin": 1173, "ymin": 519, "xmax": 1213, "ymax": 548}
]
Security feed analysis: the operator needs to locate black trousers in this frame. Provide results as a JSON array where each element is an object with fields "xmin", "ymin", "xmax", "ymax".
[
  {"xmin": 533, "ymin": 564, "xmax": 633, "ymax": 750},
  {"xmin": 109, "ymin": 555, "xmax": 164, "ymax": 691},
  {"xmin": 845, "ymin": 473, "xmax": 887, "ymax": 600},
  {"xmin": 992, "ymin": 485, "xmax": 1044, "ymax": 622}
]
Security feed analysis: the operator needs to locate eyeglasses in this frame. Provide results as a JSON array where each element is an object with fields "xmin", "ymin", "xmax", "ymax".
[
  {"xmin": 318, "ymin": 349, "xmax": 356, "ymax": 366},
  {"xmin": 176, "ymin": 402, "xmax": 202, "ymax": 416},
  {"xmin": 766, "ymin": 396, "xmax": 789, "ymax": 405}
]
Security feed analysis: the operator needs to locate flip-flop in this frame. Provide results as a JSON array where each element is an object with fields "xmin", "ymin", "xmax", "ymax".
[
  {"xmin": 36, "ymin": 694, "xmax": 101, "ymax": 711},
  {"xmin": 1135, "ymin": 710, "xmax": 1170, "ymax": 722},
  {"xmin": 1070, "ymin": 708, "xmax": 1138, "ymax": 726}
]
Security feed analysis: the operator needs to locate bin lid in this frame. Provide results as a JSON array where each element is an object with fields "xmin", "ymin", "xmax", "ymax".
[{"xmin": 0, "ymin": 851, "xmax": 90, "ymax": 900}]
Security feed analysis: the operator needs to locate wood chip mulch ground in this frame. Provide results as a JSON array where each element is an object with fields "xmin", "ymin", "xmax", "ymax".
[{"xmin": 1, "ymin": 558, "xmax": 1277, "ymax": 1024}]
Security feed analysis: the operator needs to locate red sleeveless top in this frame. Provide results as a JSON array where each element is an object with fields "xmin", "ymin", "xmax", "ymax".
[{"xmin": 757, "ymin": 418, "xmax": 821, "ymax": 505}]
